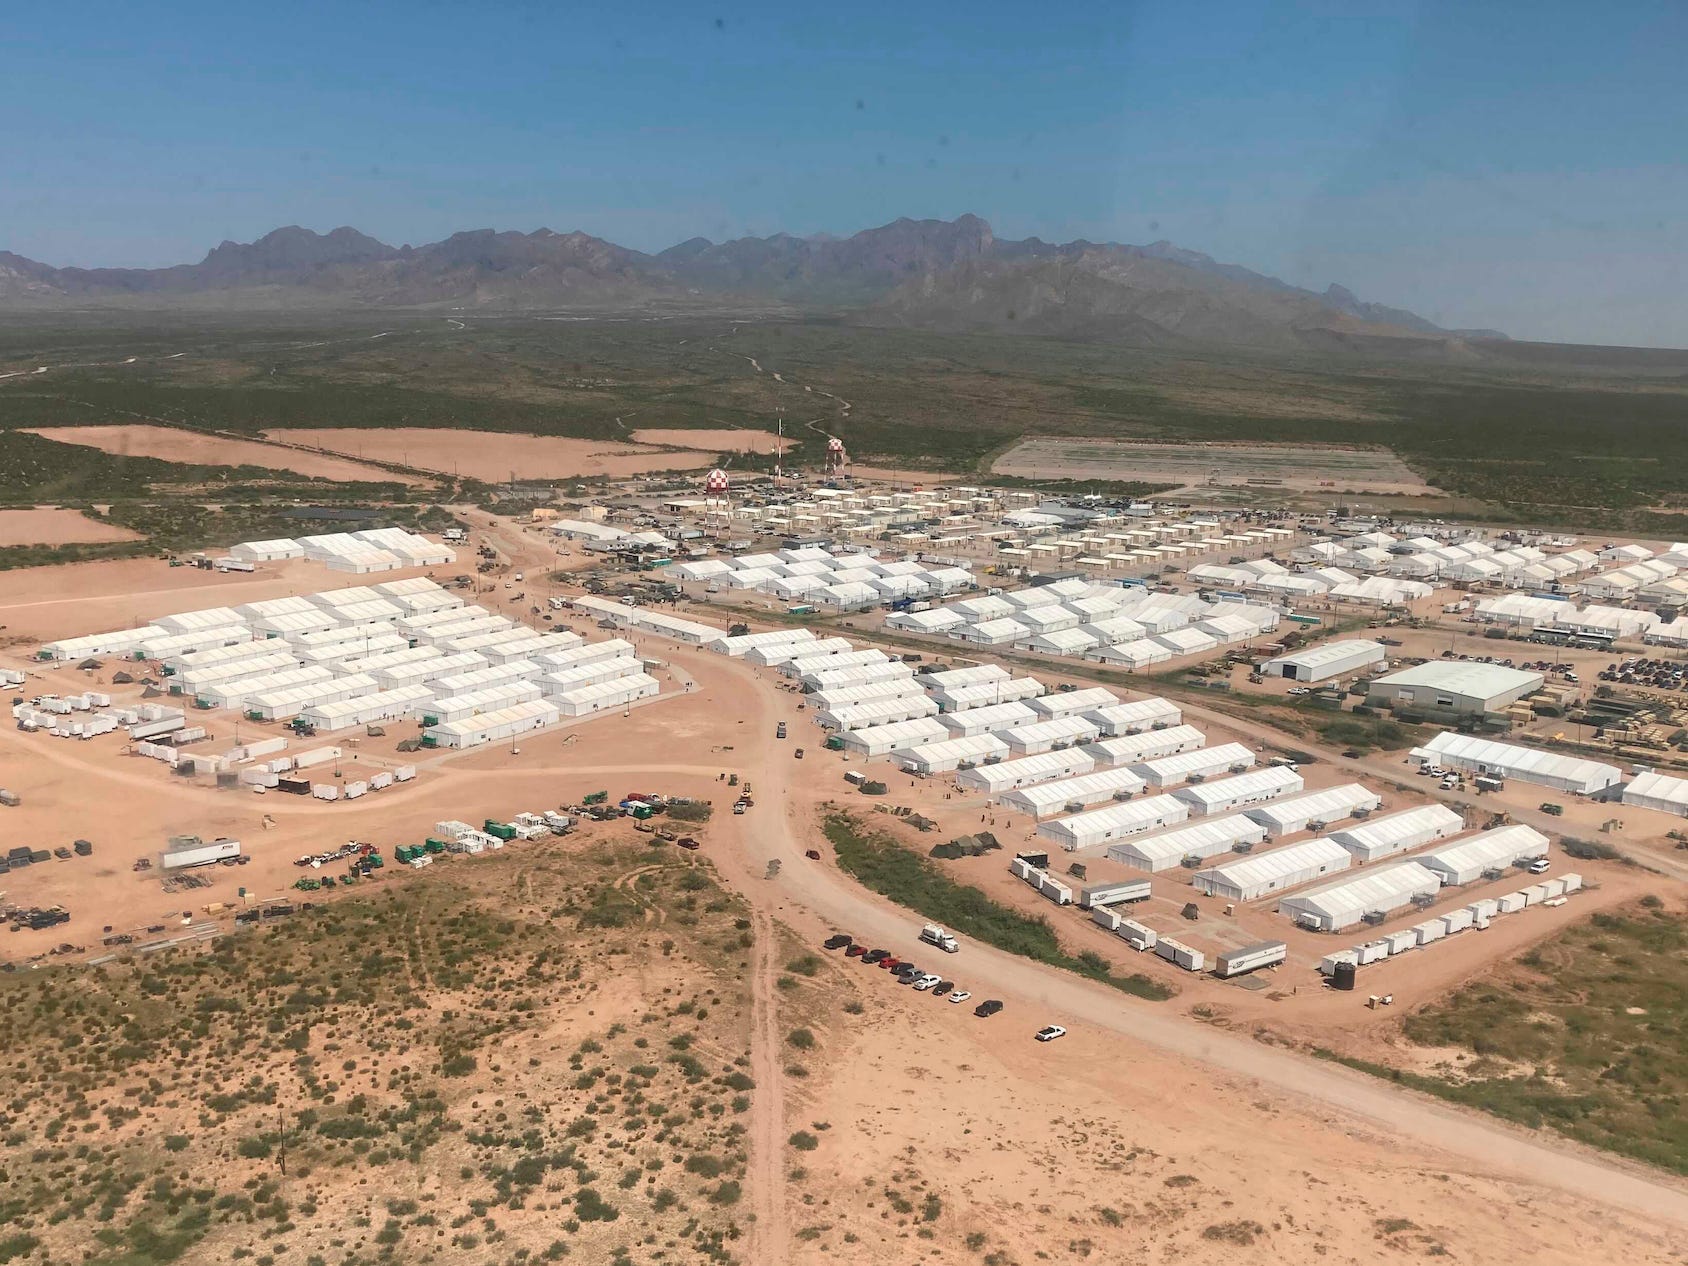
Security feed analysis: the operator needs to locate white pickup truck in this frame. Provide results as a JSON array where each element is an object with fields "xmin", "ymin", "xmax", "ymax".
[{"xmin": 919, "ymin": 923, "xmax": 959, "ymax": 953}]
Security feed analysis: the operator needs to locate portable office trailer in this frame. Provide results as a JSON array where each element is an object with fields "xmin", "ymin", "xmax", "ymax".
[
  {"xmin": 1441, "ymin": 907, "xmax": 1475, "ymax": 934},
  {"xmin": 710, "ymin": 628, "xmax": 816, "ymax": 658},
  {"xmin": 1077, "ymin": 878, "xmax": 1152, "ymax": 909},
  {"xmin": 1413, "ymin": 919, "xmax": 1446, "ymax": 946},
  {"xmin": 1496, "ymin": 891, "xmax": 1527, "ymax": 913},
  {"xmin": 1560, "ymin": 872, "xmax": 1582, "ymax": 893},
  {"xmin": 1212, "ymin": 940, "xmax": 1287, "ymax": 978},
  {"xmin": 1326, "ymin": 804, "xmax": 1465, "ymax": 863},
  {"xmin": 997, "ymin": 766, "xmax": 1148, "ymax": 819},
  {"xmin": 424, "ymin": 699, "xmax": 561, "ymax": 748},
  {"xmin": 1036, "ymin": 793, "xmax": 1191, "ymax": 852},
  {"xmin": 1037, "ymin": 874, "xmax": 1073, "ymax": 905},
  {"xmin": 892, "ymin": 733, "xmax": 1009, "ymax": 775},
  {"xmin": 1193, "ymin": 837, "xmax": 1352, "ymax": 901},
  {"xmin": 551, "ymin": 672, "xmax": 660, "ymax": 716},
  {"xmin": 1384, "ymin": 929, "xmax": 1419, "ymax": 955},
  {"xmin": 1170, "ymin": 765, "xmax": 1302, "ymax": 816},
  {"xmin": 954, "ymin": 749, "xmax": 1096, "ymax": 794},
  {"xmin": 1276, "ymin": 862, "xmax": 1442, "ymax": 932},
  {"xmin": 1130, "ymin": 742, "xmax": 1256, "ymax": 789},
  {"xmin": 1080, "ymin": 724, "xmax": 1205, "ymax": 767},
  {"xmin": 1466, "ymin": 897, "xmax": 1500, "ymax": 921},
  {"xmin": 1105, "ymin": 814, "xmax": 1267, "ymax": 871},
  {"xmin": 339, "ymin": 645, "xmax": 441, "ymax": 681},
  {"xmin": 1154, "ymin": 936, "xmax": 1206, "ymax": 972},
  {"xmin": 1416, "ymin": 825, "xmax": 1550, "ymax": 886},
  {"xmin": 1244, "ymin": 783, "xmax": 1382, "ymax": 838}
]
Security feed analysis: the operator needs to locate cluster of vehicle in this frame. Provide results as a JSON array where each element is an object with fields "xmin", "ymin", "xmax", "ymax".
[
  {"xmin": 292, "ymin": 841, "xmax": 373, "ymax": 869},
  {"xmin": 1601, "ymin": 658, "xmax": 1686, "ymax": 692},
  {"xmin": 1441, "ymin": 650, "xmax": 1580, "ymax": 682},
  {"xmin": 1417, "ymin": 764, "xmax": 1463, "ymax": 791},
  {"xmin": 820, "ymin": 933, "xmax": 1066, "ymax": 1041}
]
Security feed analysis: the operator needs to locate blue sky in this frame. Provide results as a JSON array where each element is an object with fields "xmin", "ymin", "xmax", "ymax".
[{"xmin": 6, "ymin": 0, "xmax": 1685, "ymax": 345}]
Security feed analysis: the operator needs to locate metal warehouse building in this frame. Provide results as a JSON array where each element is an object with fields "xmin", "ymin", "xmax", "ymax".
[
  {"xmin": 1105, "ymin": 814, "xmax": 1267, "ymax": 871},
  {"xmin": 1262, "ymin": 639, "xmax": 1387, "ymax": 683},
  {"xmin": 1276, "ymin": 862, "xmax": 1442, "ymax": 931},
  {"xmin": 1170, "ymin": 765, "xmax": 1303, "ymax": 816},
  {"xmin": 1410, "ymin": 732, "xmax": 1622, "ymax": 795},
  {"xmin": 1326, "ymin": 804, "xmax": 1466, "ymax": 862},
  {"xmin": 1622, "ymin": 770, "xmax": 1688, "ymax": 817},
  {"xmin": 1416, "ymin": 825, "xmax": 1551, "ymax": 886},
  {"xmin": 1367, "ymin": 661, "xmax": 1544, "ymax": 716},
  {"xmin": 1245, "ymin": 783, "xmax": 1382, "ymax": 837},
  {"xmin": 1036, "ymin": 794, "xmax": 1191, "ymax": 851},
  {"xmin": 998, "ymin": 766, "xmax": 1148, "ymax": 819},
  {"xmin": 1193, "ymin": 837, "xmax": 1353, "ymax": 902}
]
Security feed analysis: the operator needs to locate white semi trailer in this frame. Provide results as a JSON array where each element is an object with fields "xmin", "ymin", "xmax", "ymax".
[{"xmin": 162, "ymin": 837, "xmax": 242, "ymax": 869}]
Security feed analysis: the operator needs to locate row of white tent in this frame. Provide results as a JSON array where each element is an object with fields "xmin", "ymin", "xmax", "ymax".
[
  {"xmin": 665, "ymin": 545, "xmax": 975, "ymax": 608},
  {"xmin": 1470, "ymin": 594, "xmax": 1671, "ymax": 641},
  {"xmin": 230, "ymin": 529, "xmax": 456, "ymax": 573},
  {"xmin": 1188, "ymin": 557, "xmax": 1434, "ymax": 606}
]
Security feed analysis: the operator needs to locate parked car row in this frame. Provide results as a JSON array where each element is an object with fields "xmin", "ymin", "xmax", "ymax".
[{"xmin": 822, "ymin": 933, "xmax": 1059, "ymax": 1036}]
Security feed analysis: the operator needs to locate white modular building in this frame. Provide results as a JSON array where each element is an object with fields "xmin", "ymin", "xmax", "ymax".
[
  {"xmin": 1170, "ymin": 765, "xmax": 1303, "ymax": 816},
  {"xmin": 1326, "ymin": 804, "xmax": 1466, "ymax": 863},
  {"xmin": 837, "ymin": 716, "xmax": 951, "ymax": 757},
  {"xmin": 893, "ymin": 734, "xmax": 1010, "ymax": 775},
  {"xmin": 1622, "ymin": 769, "xmax": 1688, "ymax": 817},
  {"xmin": 1192, "ymin": 837, "xmax": 1353, "ymax": 902},
  {"xmin": 997, "ymin": 766, "xmax": 1148, "ymax": 819},
  {"xmin": 1368, "ymin": 662, "xmax": 1544, "ymax": 716},
  {"xmin": 1261, "ymin": 639, "xmax": 1388, "ymax": 683},
  {"xmin": 1025, "ymin": 686, "xmax": 1119, "ymax": 719},
  {"xmin": 1245, "ymin": 783, "xmax": 1383, "ymax": 837},
  {"xmin": 246, "ymin": 672, "xmax": 378, "ymax": 721},
  {"xmin": 998, "ymin": 715, "xmax": 1103, "ymax": 756},
  {"xmin": 954, "ymin": 750, "xmax": 1096, "ymax": 795},
  {"xmin": 1410, "ymin": 732, "xmax": 1622, "ymax": 795},
  {"xmin": 1035, "ymin": 794, "xmax": 1191, "ymax": 851},
  {"xmin": 539, "ymin": 657, "xmax": 645, "ymax": 693},
  {"xmin": 425, "ymin": 681, "xmax": 544, "ymax": 725},
  {"xmin": 425, "ymin": 698, "xmax": 561, "ymax": 748},
  {"xmin": 936, "ymin": 700, "xmax": 1040, "ymax": 737},
  {"xmin": 1130, "ymin": 742, "xmax": 1256, "ymax": 789},
  {"xmin": 816, "ymin": 694, "xmax": 940, "ymax": 731},
  {"xmin": 1416, "ymin": 825, "xmax": 1552, "ymax": 886},
  {"xmin": 299, "ymin": 685, "xmax": 436, "ymax": 733},
  {"xmin": 929, "ymin": 676, "xmax": 1046, "ymax": 711},
  {"xmin": 1100, "ymin": 813, "xmax": 1262, "ymax": 871},
  {"xmin": 1081, "ymin": 724, "xmax": 1205, "ymax": 767},
  {"xmin": 551, "ymin": 672, "xmax": 660, "ymax": 716},
  {"xmin": 1276, "ymin": 862, "xmax": 1443, "ymax": 932},
  {"xmin": 808, "ymin": 679, "xmax": 926, "ymax": 713}
]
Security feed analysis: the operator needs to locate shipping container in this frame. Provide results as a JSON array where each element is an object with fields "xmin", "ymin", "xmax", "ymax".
[
  {"xmin": 1496, "ymin": 891, "xmax": 1527, "ymax": 913},
  {"xmin": 1077, "ymin": 878, "xmax": 1152, "ymax": 909},
  {"xmin": 311, "ymin": 784, "xmax": 340, "ymax": 801},
  {"xmin": 1117, "ymin": 918, "xmax": 1157, "ymax": 951},
  {"xmin": 1384, "ymin": 929, "xmax": 1418, "ymax": 955}
]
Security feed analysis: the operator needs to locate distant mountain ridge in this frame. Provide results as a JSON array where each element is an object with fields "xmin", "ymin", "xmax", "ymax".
[{"xmin": 0, "ymin": 216, "xmax": 1506, "ymax": 347}]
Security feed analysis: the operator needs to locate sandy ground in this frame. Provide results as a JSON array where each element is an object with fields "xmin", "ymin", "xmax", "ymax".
[
  {"xmin": 993, "ymin": 437, "xmax": 1435, "ymax": 495},
  {"xmin": 23, "ymin": 424, "xmax": 415, "ymax": 484},
  {"xmin": 265, "ymin": 427, "xmax": 717, "ymax": 481},
  {"xmin": 0, "ymin": 508, "xmax": 144, "ymax": 546},
  {"xmin": 630, "ymin": 427, "xmax": 795, "ymax": 453},
  {"xmin": 4, "ymin": 553, "xmax": 1687, "ymax": 1259}
]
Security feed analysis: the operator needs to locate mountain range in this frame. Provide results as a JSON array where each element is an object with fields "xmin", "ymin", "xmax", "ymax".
[{"xmin": 0, "ymin": 215, "xmax": 1506, "ymax": 348}]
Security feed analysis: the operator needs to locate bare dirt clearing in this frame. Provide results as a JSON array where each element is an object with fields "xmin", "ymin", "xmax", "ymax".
[
  {"xmin": 0, "ymin": 508, "xmax": 143, "ymax": 546},
  {"xmin": 631, "ymin": 426, "xmax": 795, "ymax": 453},
  {"xmin": 23, "ymin": 424, "xmax": 417, "ymax": 483},
  {"xmin": 993, "ymin": 436, "xmax": 1436, "ymax": 494},
  {"xmin": 268, "ymin": 426, "xmax": 717, "ymax": 481}
]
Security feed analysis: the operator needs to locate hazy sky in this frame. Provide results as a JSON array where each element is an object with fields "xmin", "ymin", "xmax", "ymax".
[{"xmin": 6, "ymin": 0, "xmax": 1685, "ymax": 345}]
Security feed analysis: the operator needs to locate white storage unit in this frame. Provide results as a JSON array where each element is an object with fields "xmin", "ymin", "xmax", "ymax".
[
  {"xmin": 1409, "ymin": 732, "xmax": 1622, "ymax": 795},
  {"xmin": 1276, "ymin": 862, "xmax": 1442, "ymax": 932},
  {"xmin": 1154, "ymin": 936, "xmax": 1206, "ymax": 972},
  {"xmin": 425, "ymin": 681, "xmax": 544, "ymax": 725},
  {"xmin": 551, "ymin": 672, "xmax": 660, "ymax": 716},
  {"xmin": 1416, "ymin": 825, "xmax": 1551, "ymax": 886},
  {"xmin": 299, "ymin": 685, "xmax": 435, "ymax": 732},
  {"xmin": 1621, "ymin": 769, "xmax": 1688, "ymax": 817},
  {"xmin": 1130, "ymin": 742, "xmax": 1256, "ymax": 789},
  {"xmin": 1384, "ymin": 929, "xmax": 1419, "ymax": 955},
  {"xmin": 837, "ymin": 716, "xmax": 950, "ymax": 757},
  {"xmin": 936, "ymin": 700, "xmax": 1040, "ymax": 738},
  {"xmin": 1036, "ymin": 794, "xmax": 1191, "ymax": 851},
  {"xmin": 1105, "ymin": 814, "xmax": 1267, "ymax": 871},
  {"xmin": 998, "ymin": 715, "xmax": 1102, "ymax": 756},
  {"xmin": 998, "ymin": 767, "xmax": 1148, "ymax": 819},
  {"xmin": 1245, "ymin": 783, "xmax": 1382, "ymax": 837},
  {"xmin": 955, "ymin": 750, "xmax": 1098, "ymax": 795},
  {"xmin": 425, "ymin": 699, "xmax": 561, "ymax": 748},
  {"xmin": 1262, "ymin": 639, "xmax": 1387, "ymax": 683},
  {"xmin": 1171, "ymin": 766, "xmax": 1302, "ymax": 816},
  {"xmin": 1192, "ymin": 837, "xmax": 1352, "ymax": 901},
  {"xmin": 894, "ymin": 734, "xmax": 1010, "ymax": 775},
  {"xmin": 1080, "ymin": 725, "xmax": 1205, "ymax": 767},
  {"xmin": 1026, "ymin": 686, "xmax": 1118, "ymax": 719},
  {"xmin": 1082, "ymin": 697, "xmax": 1181, "ymax": 736},
  {"xmin": 1496, "ymin": 891, "xmax": 1527, "ymax": 914},
  {"xmin": 1326, "ymin": 804, "xmax": 1466, "ymax": 862}
]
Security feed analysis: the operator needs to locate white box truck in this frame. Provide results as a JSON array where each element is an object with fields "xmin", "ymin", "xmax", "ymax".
[{"xmin": 919, "ymin": 923, "xmax": 959, "ymax": 953}]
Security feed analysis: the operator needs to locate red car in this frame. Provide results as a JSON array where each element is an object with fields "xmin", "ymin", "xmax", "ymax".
[
  {"xmin": 845, "ymin": 945, "xmax": 868, "ymax": 958},
  {"xmin": 676, "ymin": 837, "xmax": 700, "ymax": 851},
  {"xmin": 880, "ymin": 957, "xmax": 902, "ymax": 971}
]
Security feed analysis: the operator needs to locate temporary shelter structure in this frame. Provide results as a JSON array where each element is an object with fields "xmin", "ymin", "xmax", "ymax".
[
  {"xmin": 1105, "ymin": 815, "xmax": 1267, "ymax": 871},
  {"xmin": 1416, "ymin": 825, "xmax": 1551, "ymax": 886},
  {"xmin": 1245, "ymin": 784, "xmax": 1382, "ymax": 837},
  {"xmin": 1409, "ymin": 732, "xmax": 1621, "ymax": 795},
  {"xmin": 1276, "ymin": 862, "xmax": 1442, "ymax": 931},
  {"xmin": 1326, "ymin": 804, "xmax": 1465, "ymax": 862},
  {"xmin": 1035, "ymin": 794, "xmax": 1191, "ymax": 851},
  {"xmin": 1170, "ymin": 765, "xmax": 1302, "ymax": 816},
  {"xmin": 1193, "ymin": 837, "xmax": 1352, "ymax": 901}
]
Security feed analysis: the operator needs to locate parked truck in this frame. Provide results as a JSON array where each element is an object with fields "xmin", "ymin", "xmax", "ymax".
[
  {"xmin": 162, "ymin": 836, "xmax": 241, "ymax": 870},
  {"xmin": 919, "ymin": 923, "xmax": 959, "ymax": 953}
]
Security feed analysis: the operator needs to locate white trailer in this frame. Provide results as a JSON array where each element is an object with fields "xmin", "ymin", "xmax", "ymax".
[
  {"xmin": 162, "ymin": 837, "xmax": 241, "ymax": 869},
  {"xmin": 1212, "ymin": 940, "xmax": 1287, "ymax": 978},
  {"xmin": 1077, "ymin": 878, "xmax": 1152, "ymax": 909}
]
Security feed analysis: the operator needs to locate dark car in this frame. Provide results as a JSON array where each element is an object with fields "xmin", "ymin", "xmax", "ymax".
[
  {"xmin": 863, "ymin": 948, "xmax": 890, "ymax": 964},
  {"xmin": 931, "ymin": 981, "xmax": 953, "ymax": 997},
  {"xmin": 823, "ymin": 933, "xmax": 852, "ymax": 950},
  {"xmin": 776, "ymin": 723, "xmax": 787, "ymax": 739},
  {"xmin": 845, "ymin": 944, "xmax": 868, "ymax": 958},
  {"xmin": 894, "ymin": 963, "xmax": 920, "ymax": 980},
  {"xmin": 794, "ymin": 748, "xmax": 804, "ymax": 759},
  {"xmin": 974, "ymin": 999, "xmax": 1004, "ymax": 1018}
]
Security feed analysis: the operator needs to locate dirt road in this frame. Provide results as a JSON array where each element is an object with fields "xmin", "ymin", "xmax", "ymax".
[
  {"xmin": 744, "ymin": 899, "xmax": 790, "ymax": 1262},
  {"xmin": 663, "ymin": 646, "xmax": 1688, "ymax": 1236}
]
